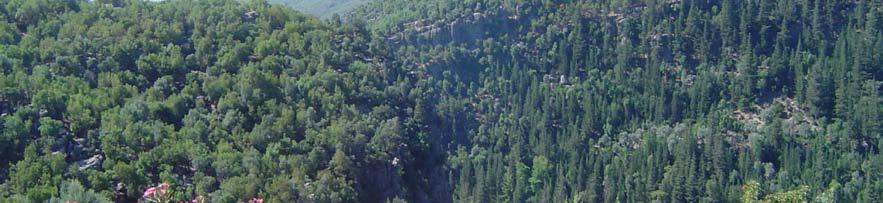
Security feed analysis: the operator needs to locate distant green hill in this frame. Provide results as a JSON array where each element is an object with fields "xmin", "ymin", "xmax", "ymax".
[{"xmin": 268, "ymin": 0, "xmax": 371, "ymax": 18}]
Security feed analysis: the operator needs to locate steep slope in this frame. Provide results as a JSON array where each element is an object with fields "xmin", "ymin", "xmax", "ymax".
[
  {"xmin": 0, "ymin": 0, "xmax": 880, "ymax": 203},
  {"xmin": 0, "ymin": 0, "xmax": 441, "ymax": 202},
  {"xmin": 352, "ymin": 0, "xmax": 883, "ymax": 202}
]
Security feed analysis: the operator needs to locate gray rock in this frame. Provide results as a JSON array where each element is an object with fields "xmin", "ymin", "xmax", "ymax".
[{"xmin": 78, "ymin": 154, "xmax": 103, "ymax": 170}]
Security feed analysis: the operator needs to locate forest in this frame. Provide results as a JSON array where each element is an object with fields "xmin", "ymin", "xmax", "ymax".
[
  {"xmin": 268, "ymin": 0, "xmax": 370, "ymax": 17},
  {"xmin": 0, "ymin": 0, "xmax": 880, "ymax": 202}
]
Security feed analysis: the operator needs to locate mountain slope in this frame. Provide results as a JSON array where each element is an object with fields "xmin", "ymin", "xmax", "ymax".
[
  {"xmin": 0, "ymin": 0, "xmax": 881, "ymax": 203},
  {"xmin": 351, "ymin": 0, "xmax": 883, "ymax": 202},
  {"xmin": 269, "ymin": 0, "xmax": 371, "ymax": 18}
]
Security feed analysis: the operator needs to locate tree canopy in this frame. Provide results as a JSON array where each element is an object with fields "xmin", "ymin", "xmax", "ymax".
[{"xmin": 0, "ymin": 0, "xmax": 880, "ymax": 202}]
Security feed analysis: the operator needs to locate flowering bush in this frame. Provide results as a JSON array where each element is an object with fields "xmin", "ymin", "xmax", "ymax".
[{"xmin": 142, "ymin": 183, "xmax": 172, "ymax": 203}]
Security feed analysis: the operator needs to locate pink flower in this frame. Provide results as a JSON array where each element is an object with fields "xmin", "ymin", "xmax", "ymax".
[
  {"xmin": 248, "ymin": 197, "xmax": 264, "ymax": 203},
  {"xmin": 142, "ymin": 187, "xmax": 157, "ymax": 197}
]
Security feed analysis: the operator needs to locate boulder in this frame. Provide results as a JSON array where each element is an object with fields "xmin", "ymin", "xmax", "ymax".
[{"xmin": 78, "ymin": 154, "xmax": 103, "ymax": 170}]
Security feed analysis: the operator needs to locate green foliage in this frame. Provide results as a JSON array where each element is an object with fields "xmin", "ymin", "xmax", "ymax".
[
  {"xmin": 813, "ymin": 181, "xmax": 840, "ymax": 203},
  {"xmin": 270, "ymin": 0, "xmax": 371, "ymax": 18},
  {"xmin": 0, "ymin": 0, "xmax": 880, "ymax": 202},
  {"xmin": 48, "ymin": 180, "xmax": 111, "ymax": 203},
  {"xmin": 742, "ymin": 180, "xmax": 816, "ymax": 203}
]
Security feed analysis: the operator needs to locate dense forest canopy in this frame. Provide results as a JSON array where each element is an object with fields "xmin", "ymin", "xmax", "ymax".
[
  {"xmin": 267, "ymin": 0, "xmax": 371, "ymax": 18},
  {"xmin": 0, "ymin": 0, "xmax": 880, "ymax": 202}
]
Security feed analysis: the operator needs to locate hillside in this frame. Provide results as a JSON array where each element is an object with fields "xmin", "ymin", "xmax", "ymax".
[
  {"xmin": 0, "ymin": 0, "xmax": 881, "ymax": 202},
  {"xmin": 268, "ymin": 0, "xmax": 371, "ymax": 18},
  {"xmin": 348, "ymin": 0, "xmax": 882, "ymax": 202}
]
